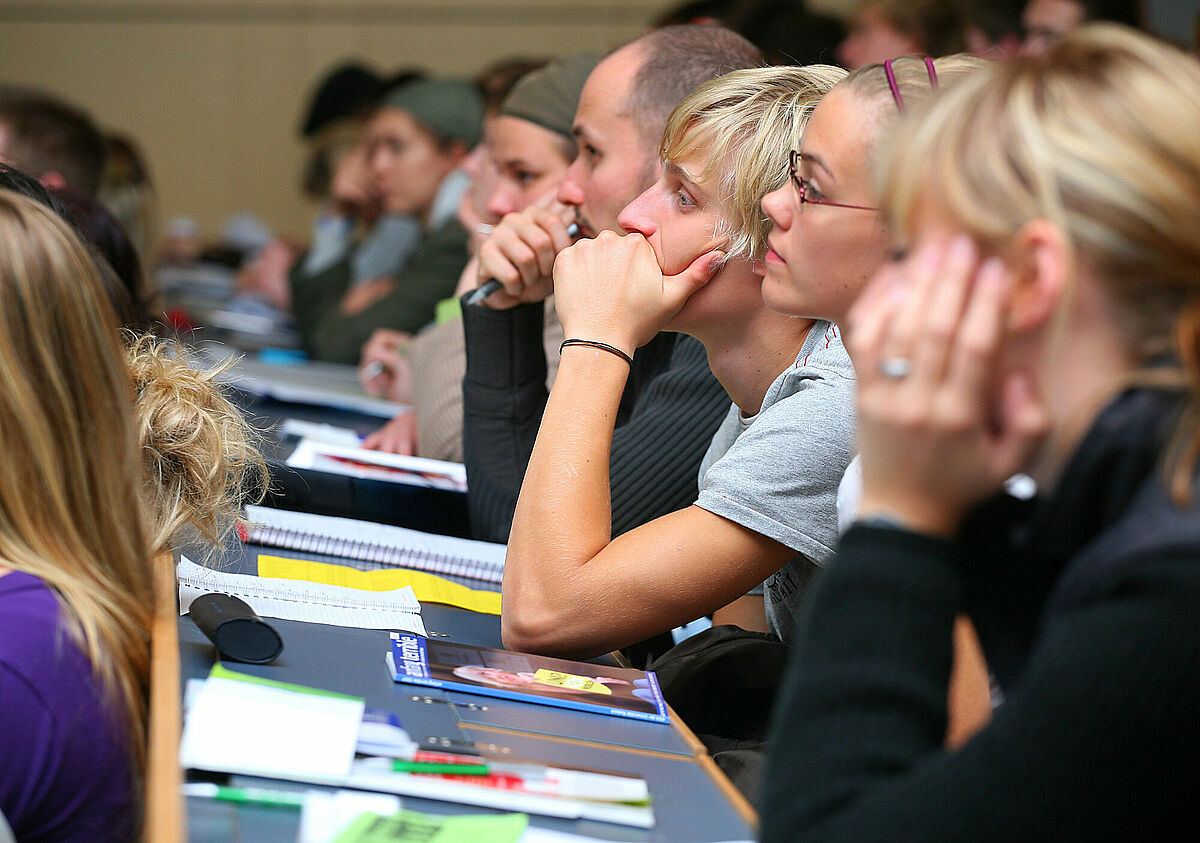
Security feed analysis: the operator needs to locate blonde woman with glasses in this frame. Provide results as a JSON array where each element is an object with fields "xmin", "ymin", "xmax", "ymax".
[
  {"xmin": 0, "ymin": 190, "xmax": 154, "ymax": 840},
  {"xmin": 764, "ymin": 26, "xmax": 1200, "ymax": 840}
]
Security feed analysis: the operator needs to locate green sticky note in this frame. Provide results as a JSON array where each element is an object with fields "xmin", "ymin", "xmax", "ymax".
[
  {"xmin": 332, "ymin": 809, "xmax": 528, "ymax": 843},
  {"xmin": 208, "ymin": 663, "xmax": 363, "ymax": 703},
  {"xmin": 434, "ymin": 296, "xmax": 462, "ymax": 325}
]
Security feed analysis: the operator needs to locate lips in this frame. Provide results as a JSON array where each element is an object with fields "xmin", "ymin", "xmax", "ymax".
[{"xmin": 765, "ymin": 245, "xmax": 785, "ymax": 265}]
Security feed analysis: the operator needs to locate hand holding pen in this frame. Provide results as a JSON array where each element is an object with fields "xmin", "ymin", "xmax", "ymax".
[
  {"xmin": 358, "ymin": 328, "xmax": 412, "ymax": 401},
  {"xmin": 466, "ymin": 204, "xmax": 581, "ymax": 309}
]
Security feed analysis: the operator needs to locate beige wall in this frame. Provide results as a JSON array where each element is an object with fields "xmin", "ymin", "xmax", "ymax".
[
  {"xmin": 0, "ymin": 0, "xmax": 857, "ymax": 246},
  {"xmin": 0, "ymin": 0, "xmax": 668, "ymax": 245}
]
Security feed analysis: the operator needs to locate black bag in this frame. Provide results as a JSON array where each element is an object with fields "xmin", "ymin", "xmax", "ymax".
[{"xmin": 650, "ymin": 625, "xmax": 791, "ymax": 802}]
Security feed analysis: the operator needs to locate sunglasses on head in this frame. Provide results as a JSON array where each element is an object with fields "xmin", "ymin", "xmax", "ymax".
[{"xmin": 787, "ymin": 57, "xmax": 939, "ymax": 213}]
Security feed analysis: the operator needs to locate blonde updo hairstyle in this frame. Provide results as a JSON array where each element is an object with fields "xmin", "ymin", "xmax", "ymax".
[
  {"xmin": 127, "ymin": 334, "xmax": 267, "ymax": 554},
  {"xmin": 877, "ymin": 25, "xmax": 1200, "ymax": 502},
  {"xmin": 659, "ymin": 64, "xmax": 848, "ymax": 261}
]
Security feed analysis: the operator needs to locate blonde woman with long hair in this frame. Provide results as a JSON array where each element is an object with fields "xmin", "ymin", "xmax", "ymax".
[
  {"xmin": 0, "ymin": 189, "xmax": 154, "ymax": 840},
  {"xmin": 764, "ymin": 26, "xmax": 1200, "ymax": 839}
]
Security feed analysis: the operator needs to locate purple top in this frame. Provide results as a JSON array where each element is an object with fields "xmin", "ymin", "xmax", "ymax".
[{"xmin": 0, "ymin": 571, "xmax": 135, "ymax": 842}]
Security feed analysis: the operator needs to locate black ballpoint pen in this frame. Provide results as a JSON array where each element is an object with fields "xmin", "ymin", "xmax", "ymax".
[{"xmin": 462, "ymin": 221, "xmax": 581, "ymax": 306}]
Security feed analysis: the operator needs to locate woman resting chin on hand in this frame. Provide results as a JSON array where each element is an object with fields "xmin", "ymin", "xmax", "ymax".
[{"xmin": 762, "ymin": 26, "xmax": 1200, "ymax": 841}]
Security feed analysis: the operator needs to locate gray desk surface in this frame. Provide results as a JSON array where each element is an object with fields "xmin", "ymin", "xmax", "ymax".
[{"xmin": 182, "ymin": 549, "xmax": 756, "ymax": 841}]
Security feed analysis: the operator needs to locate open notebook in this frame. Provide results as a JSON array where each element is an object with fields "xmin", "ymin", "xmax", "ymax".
[{"xmin": 243, "ymin": 505, "xmax": 506, "ymax": 585}]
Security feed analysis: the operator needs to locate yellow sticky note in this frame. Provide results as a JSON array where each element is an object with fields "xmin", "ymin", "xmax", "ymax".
[
  {"xmin": 533, "ymin": 669, "xmax": 612, "ymax": 695},
  {"xmin": 257, "ymin": 555, "xmax": 502, "ymax": 615}
]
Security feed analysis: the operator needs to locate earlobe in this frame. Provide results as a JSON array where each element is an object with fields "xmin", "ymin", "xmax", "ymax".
[{"xmin": 1007, "ymin": 219, "xmax": 1070, "ymax": 334}]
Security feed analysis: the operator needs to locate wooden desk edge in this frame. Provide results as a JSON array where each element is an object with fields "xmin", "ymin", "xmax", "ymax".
[{"xmin": 146, "ymin": 553, "xmax": 185, "ymax": 842}]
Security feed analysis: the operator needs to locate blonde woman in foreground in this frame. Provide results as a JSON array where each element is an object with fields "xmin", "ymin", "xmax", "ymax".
[
  {"xmin": 0, "ymin": 190, "xmax": 153, "ymax": 841},
  {"xmin": 763, "ymin": 26, "xmax": 1200, "ymax": 840}
]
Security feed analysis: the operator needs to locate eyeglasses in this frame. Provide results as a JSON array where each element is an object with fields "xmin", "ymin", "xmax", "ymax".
[{"xmin": 788, "ymin": 150, "xmax": 879, "ymax": 212}]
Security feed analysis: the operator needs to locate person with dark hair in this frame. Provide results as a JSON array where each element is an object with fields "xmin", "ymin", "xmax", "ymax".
[
  {"xmin": 0, "ymin": 93, "xmax": 106, "ymax": 196},
  {"xmin": 731, "ymin": 0, "xmax": 847, "ymax": 66},
  {"xmin": 462, "ymin": 25, "xmax": 760, "ymax": 563},
  {"xmin": 240, "ymin": 64, "xmax": 420, "ymax": 317},
  {"xmin": 1020, "ymin": 0, "xmax": 1142, "ymax": 54},
  {"xmin": 0, "ymin": 163, "xmax": 154, "ymax": 331},
  {"xmin": 289, "ymin": 77, "xmax": 483, "ymax": 363},
  {"xmin": 961, "ymin": 0, "xmax": 1026, "ymax": 56},
  {"xmin": 837, "ymin": 0, "xmax": 967, "ymax": 68}
]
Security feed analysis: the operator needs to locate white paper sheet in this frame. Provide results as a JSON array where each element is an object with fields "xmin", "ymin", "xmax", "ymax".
[
  {"xmin": 180, "ymin": 672, "xmax": 365, "ymax": 783},
  {"xmin": 286, "ymin": 438, "xmax": 467, "ymax": 492},
  {"xmin": 177, "ymin": 556, "xmax": 426, "ymax": 634}
]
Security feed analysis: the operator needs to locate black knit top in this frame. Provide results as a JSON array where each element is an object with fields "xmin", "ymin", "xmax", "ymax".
[
  {"xmin": 461, "ymin": 300, "xmax": 730, "ymax": 544},
  {"xmin": 762, "ymin": 386, "xmax": 1200, "ymax": 841}
]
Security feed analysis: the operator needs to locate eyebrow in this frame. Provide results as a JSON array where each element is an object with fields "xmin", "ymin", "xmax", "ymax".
[
  {"xmin": 664, "ymin": 160, "xmax": 712, "ymax": 203},
  {"xmin": 799, "ymin": 151, "xmax": 834, "ymax": 183}
]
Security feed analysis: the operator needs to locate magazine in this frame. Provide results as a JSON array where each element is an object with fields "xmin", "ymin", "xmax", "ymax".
[{"xmin": 387, "ymin": 634, "xmax": 669, "ymax": 724}]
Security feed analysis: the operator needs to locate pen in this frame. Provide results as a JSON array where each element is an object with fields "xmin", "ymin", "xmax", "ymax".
[
  {"xmin": 462, "ymin": 221, "xmax": 581, "ymax": 307},
  {"xmin": 182, "ymin": 782, "xmax": 306, "ymax": 809},
  {"xmin": 392, "ymin": 759, "xmax": 490, "ymax": 775}
]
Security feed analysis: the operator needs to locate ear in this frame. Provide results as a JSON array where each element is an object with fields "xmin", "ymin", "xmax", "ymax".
[{"xmin": 1006, "ymin": 219, "xmax": 1071, "ymax": 334}]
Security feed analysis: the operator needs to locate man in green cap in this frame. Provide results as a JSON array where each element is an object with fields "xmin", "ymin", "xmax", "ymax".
[{"xmin": 290, "ymin": 77, "xmax": 483, "ymax": 364}]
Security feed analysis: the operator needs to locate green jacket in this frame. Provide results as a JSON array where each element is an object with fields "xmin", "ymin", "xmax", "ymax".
[{"xmin": 290, "ymin": 217, "xmax": 469, "ymax": 364}]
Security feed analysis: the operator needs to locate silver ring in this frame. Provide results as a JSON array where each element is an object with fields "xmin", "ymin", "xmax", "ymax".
[
  {"xmin": 476, "ymin": 223, "xmax": 494, "ymax": 235},
  {"xmin": 879, "ymin": 357, "xmax": 913, "ymax": 379}
]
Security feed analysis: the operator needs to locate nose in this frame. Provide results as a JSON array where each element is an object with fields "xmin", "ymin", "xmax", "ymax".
[
  {"xmin": 556, "ymin": 157, "xmax": 586, "ymax": 207},
  {"xmin": 761, "ymin": 183, "xmax": 792, "ymax": 231},
  {"xmin": 617, "ymin": 185, "xmax": 656, "ymax": 237}
]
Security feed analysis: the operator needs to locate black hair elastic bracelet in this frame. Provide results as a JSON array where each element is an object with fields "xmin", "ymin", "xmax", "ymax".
[{"xmin": 559, "ymin": 338, "xmax": 634, "ymax": 368}]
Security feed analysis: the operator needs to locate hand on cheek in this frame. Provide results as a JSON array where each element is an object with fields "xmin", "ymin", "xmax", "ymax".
[
  {"xmin": 849, "ymin": 237, "xmax": 1049, "ymax": 536},
  {"xmin": 552, "ymin": 231, "xmax": 724, "ymax": 355}
]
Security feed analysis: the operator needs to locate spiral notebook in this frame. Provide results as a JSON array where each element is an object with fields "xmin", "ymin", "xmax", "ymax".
[{"xmin": 243, "ymin": 505, "xmax": 506, "ymax": 584}]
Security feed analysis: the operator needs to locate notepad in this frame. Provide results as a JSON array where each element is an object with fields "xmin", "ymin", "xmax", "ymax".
[
  {"xmin": 180, "ymin": 664, "xmax": 365, "ymax": 783},
  {"xmin": 177, "ymin": 556, "xmax": 427, "ymax": 633},
  {"xmin": 244, "ymin": 505, "xmax": 506, "ymax": 585}
]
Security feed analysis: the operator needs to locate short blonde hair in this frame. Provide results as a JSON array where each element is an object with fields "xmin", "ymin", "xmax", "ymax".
[
  {"xmin": 127, "ymin": 334, "xmax": 267, "ymax": 554},
  {"xmin": 660, "ymin": 64, "xmax": 847, "ymax": 261},
  {"xmin": 877, "ymin": 25, "xmax": 1200, "ymax": 500}
]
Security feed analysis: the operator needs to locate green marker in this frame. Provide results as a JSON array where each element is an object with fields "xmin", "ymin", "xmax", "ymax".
[
  {"xmin": 183, "ymin": 782, "xmax": 306, "ymax": 809},
  {"xmin": 392, "ymin": 759, "xmax": 490, "ymax": 776}
]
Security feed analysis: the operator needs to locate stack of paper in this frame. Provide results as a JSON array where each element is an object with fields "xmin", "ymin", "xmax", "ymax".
[
  {"xmin": 180, "ymin": 665, "xmax": 365, "ymax": 783},
  {"xmin": 177, "ymin": 556, "xmax": 426, "ymax": 634}
]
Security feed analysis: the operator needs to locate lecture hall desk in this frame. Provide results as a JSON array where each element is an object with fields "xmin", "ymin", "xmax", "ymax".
[{"xmin": 180, "ymin": 541, "xmax": 758, "ymax": 842}]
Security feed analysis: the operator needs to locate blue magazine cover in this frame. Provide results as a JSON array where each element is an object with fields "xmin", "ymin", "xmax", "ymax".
[{"xmin": 388, "ymin": 633, "xmax": 670, "ymax": 724}]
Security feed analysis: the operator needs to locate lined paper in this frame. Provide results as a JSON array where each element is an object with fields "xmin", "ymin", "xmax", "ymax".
[{"xmin": 178, "ymin": 556, "xmax": 427, "ymax": 634}]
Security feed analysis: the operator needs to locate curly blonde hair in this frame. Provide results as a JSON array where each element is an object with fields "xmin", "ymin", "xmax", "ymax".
[{"xmin": 127, "ymin": 334, "xmax": 267, "ymax": 554}]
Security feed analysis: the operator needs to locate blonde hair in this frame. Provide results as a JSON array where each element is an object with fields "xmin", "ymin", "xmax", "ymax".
[
  {"xmin": 877, "ymin": 25, "xmax": 1200, "ymax": 501},
  {"xmin": 842, "ymin": 52, "xmax": 988, "ymax": 140},
  {"xmin": 127, "ymin": 334, "xmax": 267, "ymax": 554},
  {"xmin": 0, "ymin": 190, "xmax": 153, "ymax": 783},
  {"xmin": 660, "ymin": 64, "xmax": 847, "ymax": 261}
]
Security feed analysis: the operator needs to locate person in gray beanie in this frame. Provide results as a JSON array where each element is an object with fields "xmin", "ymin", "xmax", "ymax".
[{"xmin": 290, "ymin": 77, "xmax": 483, "ymax": 364}]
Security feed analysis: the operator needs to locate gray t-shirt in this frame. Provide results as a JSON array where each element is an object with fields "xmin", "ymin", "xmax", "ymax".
[{"xmin": 695, "ymin": 321, "xmax": 856, "ymax": 642}]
